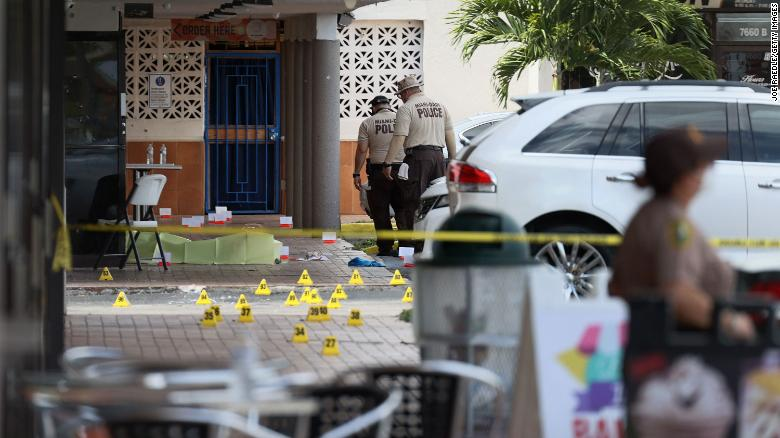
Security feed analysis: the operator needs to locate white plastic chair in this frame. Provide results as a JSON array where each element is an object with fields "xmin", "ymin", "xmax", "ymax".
[{"xmin": 94, "ymin": 174, "xmax": 168, "ymax": 271}]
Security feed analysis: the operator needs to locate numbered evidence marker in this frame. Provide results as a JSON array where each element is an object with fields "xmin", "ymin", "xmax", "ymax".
[
  {"xmin": 254, "ymin": 279, "xmax": 271, "ymax": 296},
  {"xmin": 284, "ymin": 290, "xmax": 300, "ymax": 307},
  {"xmin": 333, "ymin": 284, "xmax": 348, "ymax": 300},
  {"xmin": 389, "ymin": 269, "xmax": 406, "ymax": 286},
  {"xmin": 307, "ymin": 305, "xmax": 331, "ymax": 322},
  {"xmin": 402, "ymin": 287, "xmax": 414, "ymax": 303},
  {"xmin": 98, "ymin": 267, "xmax": 113, "ymax": 281},
  {"xmin": 234, "ymin": 293, "xmax": 249, "ymax": 309},
  {"xmin": 348, "ymin": 269, "xmax": 364, "ymax": 286},
  {"xmin": 292, "ymin": 324, "xmax": 308, "ymax": 343},
  {"xmin": 309, "ymin": 288, "xmax": 323, "ymax": 305},
  {"xmin": 201, "ymin": 308, "xmax": 217, "ymax": 328},
  {"xmin": 238, "ymin": 306, "xmax": 255, "ymax": 323},
  {"xmin": 112, "ymin": 291, "xmax": 130, "ymax": 307},
  {"xmin": 211, "ymin": 305, "xmax": 224, "ymax": 322},
  {"xmin": 347, "ymin": 309, "xmax": 364, "ymax": 327},
  {"xmin": 300, "ymin": 287, "xmax": 312, "ymax": 304},
  {"xmin": 196, "ymin": 289, "xmax": 213, "ymax": 305},
  {"xmin": 322, "ymin": 336, "xmax": 340, "ymax": 356},
  {"xmin": 327, "ymin": 293, "xmax": 341, "ymax": 309},
  {"xmin": 297, "ymin": 269, "xmax": 314, "ymax": 286}
]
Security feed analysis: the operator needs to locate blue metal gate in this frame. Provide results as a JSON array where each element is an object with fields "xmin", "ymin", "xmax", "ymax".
[{"xmin": 206, "ymin": 53, "xmax": 280, "ymax": 213}]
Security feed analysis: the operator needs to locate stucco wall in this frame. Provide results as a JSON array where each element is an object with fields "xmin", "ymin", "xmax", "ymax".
[{"xmin": 340, "ymin": 0, "xmax": 555, "ymax": 140}]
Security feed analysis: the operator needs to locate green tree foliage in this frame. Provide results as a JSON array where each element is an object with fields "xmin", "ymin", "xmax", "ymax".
[{"xmin": 450, "ymin": 0, "xmax": 717, "ymax": 104}]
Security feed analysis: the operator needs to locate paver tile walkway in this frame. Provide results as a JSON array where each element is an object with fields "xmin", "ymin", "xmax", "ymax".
[
  {"xmin": 65, "ymin": 311, "xmax": 419, "ymax": 380},
  {"xmin": 69, "ymin": 238, "xmax": 402, "ymax": 288}
]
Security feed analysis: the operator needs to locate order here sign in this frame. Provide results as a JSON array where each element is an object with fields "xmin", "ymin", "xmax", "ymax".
[{"xmin": 171, "ymin": 19, "xmax": 277, "ymax": 42}]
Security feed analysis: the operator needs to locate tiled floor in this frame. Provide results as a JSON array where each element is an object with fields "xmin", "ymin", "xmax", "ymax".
[
  {"xmin": 65, "ymin": 311, "xmax": 419, "ymax": 380},
  {"xmin": 69, "ymin": 238, "xmax": 401, "ymax": 289}
]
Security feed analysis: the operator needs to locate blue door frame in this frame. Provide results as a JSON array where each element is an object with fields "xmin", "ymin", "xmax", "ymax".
[{"xmin": 205, "ymin": 52, "xmax": 281, "ymax": 214}]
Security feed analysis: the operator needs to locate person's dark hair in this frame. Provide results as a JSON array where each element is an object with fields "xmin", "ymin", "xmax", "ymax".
[{"xmin": 638, "ymin": 125, "xmax": 725, "ymax": 195}]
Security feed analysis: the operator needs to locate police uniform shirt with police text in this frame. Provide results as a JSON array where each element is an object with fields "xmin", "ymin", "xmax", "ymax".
[
  {"xmin": 609, "ymin": 196, "xmax": 734, "ymax": 300},
  {"xmin": 358, "ymin": 109, "xmax": 405, "ymax": 163},
  {"xmin": 393, "ymin": 93, "xmax": 453, "ymax": 149}
]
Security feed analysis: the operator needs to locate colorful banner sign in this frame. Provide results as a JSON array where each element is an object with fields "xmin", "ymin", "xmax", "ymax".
[
  {"xmin": 171, "ymin": 19, "xmax": 277, "ymax": 42},
  {"xmin": 531, "ymin": 295, "xmax": 628, "ymax": 438}
]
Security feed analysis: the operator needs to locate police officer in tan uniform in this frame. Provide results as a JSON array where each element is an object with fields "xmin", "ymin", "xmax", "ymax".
[
  {"xmin": 353, "ymin": 96, "xmax": 405, "ymax": 256},
  {"xmin": 381, "ymin": 76, "xmax": 457, "ymax": 250},
  {"xmin": 610, "ymin": 126, "xmax": 754, "ymax": 341}
]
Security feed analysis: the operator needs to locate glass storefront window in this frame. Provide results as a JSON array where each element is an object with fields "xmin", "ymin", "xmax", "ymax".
[
  {"xmin": 716, "ymin": 48, "xmax": 771, "ymax": 87},
  {"xmin": 64, "ymin": 40, "xmax": 119, "ymax": 146}
]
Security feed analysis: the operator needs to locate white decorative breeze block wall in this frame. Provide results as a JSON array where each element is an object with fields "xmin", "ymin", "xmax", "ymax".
[
  {"xmin": 339, "ymin": 21, "xmax": 424, "ymax": 119},
  {"xmin": 125, "ymin": 27, "xmax": 205, "ymax": 120}
]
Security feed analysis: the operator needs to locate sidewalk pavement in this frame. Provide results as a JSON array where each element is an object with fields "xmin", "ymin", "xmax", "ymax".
[
  {"xmin": 65, "ymin": 306, "xmax": 419, "ymax": 380},
  {"xmin": 69, "ymin": 238, "xmax": 404, "ymax": 289}
]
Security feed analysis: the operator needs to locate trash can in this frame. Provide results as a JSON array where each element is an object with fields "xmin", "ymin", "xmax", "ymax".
[
  {"xmin": 414, "ymin": 208, "xmax": 554, "ymax": 432},
  {"xmin": 623, "ymin": 299, "xmax": 779, "ymax": 438}
]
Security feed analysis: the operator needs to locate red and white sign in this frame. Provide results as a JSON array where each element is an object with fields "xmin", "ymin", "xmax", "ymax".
[
  {"xmin": 280, "ymin": 216, "xmax": 293, "ymax": 228},
  {"xmin": 159, "ymin": 207, "xmax": 172, "ymax": 219},
  {"xmin": 280, "ymin": 246, "xmax": 289, "ymax": 262},
  {"xmin": 171, "ymin": 19, "xmax": 277, "ymax": 42}
]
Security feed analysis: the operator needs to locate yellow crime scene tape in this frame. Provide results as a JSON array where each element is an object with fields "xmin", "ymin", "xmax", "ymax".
[{"xmin": 70, "ymin": 223, "xmax": 780, "ymax": 249}]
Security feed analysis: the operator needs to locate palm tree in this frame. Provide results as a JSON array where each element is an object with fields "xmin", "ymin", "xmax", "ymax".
[{"xmin": 449, "ymin": 0, "xmax": 717, "ymax": 105}]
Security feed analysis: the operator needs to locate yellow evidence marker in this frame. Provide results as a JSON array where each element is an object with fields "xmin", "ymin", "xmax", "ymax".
[
  {"xmin": 390, "ymin": 270, "xmax": 406, "ymax": 286},
  {"xmin": 201, "ymin": 309, "xmax": 217, "ymax": 328},
  {"xmin": 284, "ymin": 290, "xmax": 300, "ymax": 307},
  {"xmin": 348, "ymin": 269, "xmax": 364, "ymax": 286},
  {"xmin": 322, "ymin": 336, "xmax": 340, "ymax": 356},
  {"xmin": 234, "ymin": 293, "xmax": 249, "ymax": 309},
  {"xmin": 309, "ymin": 288, "xmax": 323, "ymax": 305},
  {"xmin": 327, "ymin": 293, "xmax": 341, "ymax": 309},
  {"xmin": 98, "ymin": 267, "xmax": 113, "ymax": 281},
  {"xmin": 348, "ymin": 309, "xmax": 364, "ymax": 327},
  {"xmin": 300, "ymin": 287, "xmax": 312, "ymax": 304},
  {"xmin": 238, "ymin": 306, "xmax": 255, "ymax": 323},
  {"xmin": 307, "ymin": 306, "xmax": 330, "ymax": 322},
  {"xmin": 402, "ymin": 287, "xmax": 414, "ymax": 303},
  {"xmin": 196, "ymin": 289, "xmax": 213, "ymax": 305},
  {"xmin": 112, "ymin": 291, "xmax": 130, "ymax": 307},
  {"xmin": 297, "ymin": 269, "xmax": 314, "ymax": 286},
  {"xmin": 333, "ymin": 284, "xmax": 348, "ymax": 300},
  {"xmin": 211, "ymin": 305, "xmax": 224, "ymax": 322},
  {"xmin": 254, "ymin": 279, "xmax": 271, "ymax": 296},
  {"xmin": 292, "ymin": 324, "xmax": 308, "ymax": 343}
]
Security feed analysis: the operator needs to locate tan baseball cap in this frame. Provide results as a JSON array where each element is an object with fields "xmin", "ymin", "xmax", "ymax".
[
  {"xmin": 395, "ymin": 75, "xmax": 422, "ymax": 95},
  {"xmin": 639, "ymin": 125, "xmax": 726, "ymax": 194}
]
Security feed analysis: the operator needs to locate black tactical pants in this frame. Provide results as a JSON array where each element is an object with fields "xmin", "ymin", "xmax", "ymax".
[{"xmin": 394, "ymin": 146, "xmax": 445, "ymax": 251}]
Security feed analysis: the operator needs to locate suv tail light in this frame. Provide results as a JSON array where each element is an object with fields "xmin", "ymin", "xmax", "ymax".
[{"xmin": 448, "ymin": 160, "xmax": 497, "ymax": 193}]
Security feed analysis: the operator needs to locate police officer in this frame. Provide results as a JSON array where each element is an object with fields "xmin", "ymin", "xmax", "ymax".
[
  {"xmin": 610, "ymin": 126, "xmax": 754, "ymax": 341},
  {"xmin": 381, "ymin": 75, "xmax": 456, "ymax": 250},
  {"xmin": 353, "ymin": 95, "xmax": 405, "ymax": 256}
]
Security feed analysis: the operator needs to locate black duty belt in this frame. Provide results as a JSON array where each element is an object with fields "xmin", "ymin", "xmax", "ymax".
[
  {"xmin": 368, "ymin": 162, "xmax": 402, "ymax": 170},
  {"xmin": 407, "ymin": 145, "xmax": 443, "ymax": 152}
]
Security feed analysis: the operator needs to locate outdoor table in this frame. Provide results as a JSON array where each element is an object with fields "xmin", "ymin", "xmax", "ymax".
[{"xmin": 126, "ymin": 163, "xmax": 183, "ymax": 220}]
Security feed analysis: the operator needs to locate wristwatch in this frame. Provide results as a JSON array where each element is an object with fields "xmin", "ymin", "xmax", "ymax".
[{"xmin": 352, "ymin": 173, "xmax": 360, "ymax": 178}]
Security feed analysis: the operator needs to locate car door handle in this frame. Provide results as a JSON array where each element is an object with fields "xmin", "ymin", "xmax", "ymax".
[
  {"xmin": 606, "ymin": 174, "xmax": 636, "ymax": 183},
  {"xmin": 758, "ymin": 182, "xmax": 780, "ymax": 189}
]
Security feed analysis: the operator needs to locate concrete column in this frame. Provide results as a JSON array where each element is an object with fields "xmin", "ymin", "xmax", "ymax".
[
  {"xmin": 302, "ymin": 41, "xmax": 314, "ymax": 228},
  {"xmin": 292, "ymin": 42, "xmax": 304, "ymax": 227},
  {"xmin": 311, "ymin": 36, "xmax": 340, "ymax": 229},
  {"xmin": 283, "ymin": 41, "xmax": 294, "ymax": 215}
]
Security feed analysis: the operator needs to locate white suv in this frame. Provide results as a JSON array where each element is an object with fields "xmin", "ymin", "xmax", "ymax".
[{"xmin": 449, "ymin": 81, "xmax": 779, "ymax": 298}]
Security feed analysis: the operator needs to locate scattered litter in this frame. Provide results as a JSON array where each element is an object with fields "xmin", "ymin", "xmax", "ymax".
[
  {"xmin": 348, "ymin": 257, "xmax": 385, "ymax": 267},
  {"xmin": 297, "ymin": 251, "xmax": 329, "ymax": 261}
]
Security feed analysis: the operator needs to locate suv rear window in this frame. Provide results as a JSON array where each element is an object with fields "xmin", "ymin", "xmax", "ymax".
[
  {"xmin": 523, "ymin": 104, "xmax": 619, "ymax": 155},
  {"xmin": 644, "ymin": 102, "xmax": 727, "ymax": 143}
]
